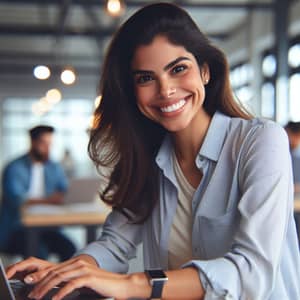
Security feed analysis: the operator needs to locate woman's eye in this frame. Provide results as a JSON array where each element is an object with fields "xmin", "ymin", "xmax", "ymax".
[
  {"xmin": 136, "ymin": 74, "xmax": 153, "ymax": 84},
  {"xmin": 171, "ymin": 65, "xmax": 187, "ymax": 74}
]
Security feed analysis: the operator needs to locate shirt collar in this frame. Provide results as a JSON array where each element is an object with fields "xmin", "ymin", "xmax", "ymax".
[
  {"xmin": 199, "ymin": 110, "xmax": 231, "ymax": 162},
  {"xmin": 155, "ymin": 134, "xmax": 173, "ymax": 171},
  {"xmin": 155, "ymin": 111, "xmax": 231, "ymax": 169}
]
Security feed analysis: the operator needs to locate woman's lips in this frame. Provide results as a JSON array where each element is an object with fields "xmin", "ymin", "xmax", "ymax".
[
  {"xmin": 160, "ymin": 99, "xmax": 186, "ymax": 113},
  {"xmin": 157, "ymin": 95, "xmax": 192, "ymax": 114}
]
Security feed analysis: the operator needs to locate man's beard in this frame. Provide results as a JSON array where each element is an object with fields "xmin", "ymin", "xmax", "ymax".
[{"xmin": 31, "ymin": 149, "xmax": 49, "ymax": 162}]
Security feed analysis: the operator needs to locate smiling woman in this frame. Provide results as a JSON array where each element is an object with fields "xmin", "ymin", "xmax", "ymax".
[{"xmin": 6, "ymin": 2, "xmax": 300, "ymax": 300}]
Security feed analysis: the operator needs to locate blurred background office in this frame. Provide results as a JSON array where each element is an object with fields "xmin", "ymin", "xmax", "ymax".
[
  {"xmin": 0, "ymin": 0, "xmax": 300, "ymax": 264},
  {"xmin": 0, "ymin": 0, "xmax": 300, "ymax": 176},
  {"xmin": 0, "ymin": 0, "xmax": 300, "ymax": 174}
]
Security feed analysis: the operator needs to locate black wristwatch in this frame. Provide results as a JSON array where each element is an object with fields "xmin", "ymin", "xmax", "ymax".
[{"xmin": 145, "ymin": 269, "xmax": 168, "ymax": 299}]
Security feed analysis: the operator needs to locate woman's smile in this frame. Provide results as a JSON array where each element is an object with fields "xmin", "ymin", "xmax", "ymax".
[{"xmin": 156, "ymin": 95, "xmax": 192, "ymax": 115}]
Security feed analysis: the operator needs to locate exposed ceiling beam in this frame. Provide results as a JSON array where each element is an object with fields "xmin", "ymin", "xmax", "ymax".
[
  {"xmin": 0, "ymin": 25, "xmax": 115, "ymax": 37},
  {"xmin": 82, "ymin": 5, "xmax": 109, "ymax": 51},
  {"xmin": 0, "ymin": 24, "xmax": 229, "ymax": 40},
  {"xmin": 57, "ymin": 0, "xmax": 72, "ymax": 37},
  {"xmin": 0, "ymin": 51, "xmax": 101, "ymax": 64},
  {"xmin": 0, "ymin": 0, "xmax": 273, "ymax": 10},
  {"xmin": 0, "ymin": 63, "xmax": 100, "ymax": 76}
]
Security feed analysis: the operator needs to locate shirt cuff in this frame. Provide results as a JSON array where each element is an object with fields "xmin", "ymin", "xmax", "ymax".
[{"xmin": 182, "ymin": 258, "xmax": 241, "ymax": 300}]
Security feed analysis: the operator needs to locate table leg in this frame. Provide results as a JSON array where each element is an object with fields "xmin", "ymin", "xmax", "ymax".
[
  {"xmin": 86, "ymin": 226, "xmax": 98, "ymax": 244},
  {"xmin": 25, "ymin": 227, "xmax": 39, "ymax": 258}
]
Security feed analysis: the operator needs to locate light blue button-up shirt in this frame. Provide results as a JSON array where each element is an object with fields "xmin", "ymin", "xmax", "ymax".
[{"xmin": 78, "ymin": 111, "xmax": 300, "ymax": 299}]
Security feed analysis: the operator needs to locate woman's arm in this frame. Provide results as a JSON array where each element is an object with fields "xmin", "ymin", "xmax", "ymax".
[
  {"xmin": 6, "ymin": 254, "xmax": 97, "ymax": 280},
  {"xmin": 129, "ymin": 267, "xmax": 204, "ymax": 300},
  {"xmin": 8, "ymin": 256, "xmax": 203, "ymax": 300}
]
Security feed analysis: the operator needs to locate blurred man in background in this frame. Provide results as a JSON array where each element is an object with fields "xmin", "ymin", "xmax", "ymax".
[
  {"xmin": 285, "ymin": 121, "xmax": 300, "ymax": 194},
  {"xmin": 285, "ymin": 121, "xmax": 300, "ymax": 247},
  {"xmin": 0, "ymin": 125, "xmax": 76, "ymax": 260}
]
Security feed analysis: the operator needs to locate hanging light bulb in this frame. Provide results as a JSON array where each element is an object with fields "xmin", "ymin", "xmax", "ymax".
[
  {"xmin": 46, "ymin": 88, "xmax": 62, "ymax": 104},
  {"xmin": 33, "ymin": 65, "xmax": 51, "ymax": 80},
  {"xmin": 106, "ymin": 0, "xmax": 125, "ymax": 17},
  {"xmin": 61, "ymin": 68, "xmax": 76, "ymax": 85}
]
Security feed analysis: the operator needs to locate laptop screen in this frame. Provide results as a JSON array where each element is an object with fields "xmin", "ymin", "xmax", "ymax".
[{"xmin": 0, "ymin": 259, "xmax": 15, "ymax": 300}]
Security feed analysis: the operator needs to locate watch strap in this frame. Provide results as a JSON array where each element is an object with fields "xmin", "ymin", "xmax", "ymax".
[{"xmin": 150, "ymin": 279, "xmax": 165, "ymax": 299}]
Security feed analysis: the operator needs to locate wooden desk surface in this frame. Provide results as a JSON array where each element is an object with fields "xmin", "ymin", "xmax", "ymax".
[
  {"xmin": 21, "ymin": 202, "xmax": 110, "ymax": 227},
  {"xmin": 21, "ymin": 198, "xmax": 300, "ymax": 227}
]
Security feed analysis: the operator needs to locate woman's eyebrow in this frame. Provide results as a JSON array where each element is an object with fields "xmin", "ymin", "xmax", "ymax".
[
  {"xmin": 132, "ymin": 70, "xmax": 154, "ymax": 75},
  {"xmin": 132, "ymin": 56, "xmax": 191, "ymax": 75},
  {"xmin": 163, "ymin": 56, "xmax": 191, "ymax": 71}
]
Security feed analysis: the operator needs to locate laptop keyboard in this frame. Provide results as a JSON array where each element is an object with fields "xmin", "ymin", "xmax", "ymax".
[
  {"xmin": 9, "ymin": 279, "xmax": 110, "ymax": 299},
  {"xmin": 10, "ymin": 279, "xmax": 31, "ymax": 292}
]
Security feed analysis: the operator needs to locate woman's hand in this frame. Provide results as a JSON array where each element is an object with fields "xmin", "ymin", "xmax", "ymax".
[
  {"xmin": 6, "ymin": 256, "xmax": 55, "ymax": 281},
  {"xmin": 8, "ymin": 255, "xmax": 136, "ymax": 300},
  {"xmin": 28, "ymin": 257, "xmax": 133, "ymax": 300},
  {"xmin": 6, "ymin": 256, "xmax": 203, "ymax": 299}
]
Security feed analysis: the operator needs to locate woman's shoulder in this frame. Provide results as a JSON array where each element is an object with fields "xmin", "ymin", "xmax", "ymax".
[
  {"xmin": 220, "ymin": 114, "xmax": 289, "ymax": 160},
  {"xmin": 229, "ymin": 115, "xmax": 287, "ymax": 142}
]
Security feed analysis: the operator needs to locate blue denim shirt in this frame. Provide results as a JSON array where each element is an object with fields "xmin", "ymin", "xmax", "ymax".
[
  {"xmin": 78, "ymin": 111, "xmax": 300, "ymax": 299},
  {"xmin": 0, "ymin": 154, "xmax": 68, "ymax": 248},
  {"xmin": 291, "ymin": 146, "xmax": 300, "ymax": 184}
]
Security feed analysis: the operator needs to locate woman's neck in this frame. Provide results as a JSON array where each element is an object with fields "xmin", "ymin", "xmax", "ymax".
[{"xmin": 171, "ymin": 110, "xmax": 211, "ymax": 165}]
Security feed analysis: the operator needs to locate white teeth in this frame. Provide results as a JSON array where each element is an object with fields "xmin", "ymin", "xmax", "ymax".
[{"xmin": 160, "ymin": 99, "xmax": 186, "ymax": 113}]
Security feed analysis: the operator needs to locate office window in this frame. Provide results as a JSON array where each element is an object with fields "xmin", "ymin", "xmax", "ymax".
[
  {"xmin": 262, "ymin": 54, "xmax": 276, "ymax": 77},
  {"xmin": 261, "ymin": 52, "xmax": 276, "ymax": 120},
  {"xmin": 289, "ymin": 74, "xmax": 300, "ymax": 121},
  {"xmin": 288, "ymin": 43, "xmax": 300, "ymax": 68},
  {"xmin": 261, "ymin": 82, "xmax": 275, "ymax": 119},
  {"xmin": 230, "ymin": 62, "xmax": 254, "ymax": 112},
  {"xmin": 288, "ymin": 38, "xmax": 300, "ymax": 121}
]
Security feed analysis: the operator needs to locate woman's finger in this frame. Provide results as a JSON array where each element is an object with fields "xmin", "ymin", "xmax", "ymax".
[
  {"xmin": 52, "ymin": 276, "xmax": 97, "ymax": 300},
  {"xmin": 28, "ymin": 264, "xmax": 93, "ymax": 299},
  {"xmin": 23, "ymin": 266, "xmax": 54, "ymax": 284},
  {"xmin": 26, "ymin": 257, "xmax": 122, "ymax": 286},
  {"xmin": 6, "ymin": 257, "xmax": 53, "ymax": 279},
  {"xmin": 52, "ymin": 273, "xmax": 129, "ymax": 300},
  {"xmin": 23, "ymin": 256, "xmax": 84, "ymax": 284}
]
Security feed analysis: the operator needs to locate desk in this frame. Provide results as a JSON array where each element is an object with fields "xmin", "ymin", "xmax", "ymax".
[{"xmin": 21, "ymin": 202, "xmax": 110, "ymax": 258}]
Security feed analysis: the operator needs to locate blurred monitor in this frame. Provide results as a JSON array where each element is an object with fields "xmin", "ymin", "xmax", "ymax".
[{"xmin": 64, "ymin": 178, "xmax": 100, "ymax": 204}]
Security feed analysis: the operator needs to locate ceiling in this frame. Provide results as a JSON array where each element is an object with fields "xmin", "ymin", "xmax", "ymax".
[{"xmin": 0, "ymin": 0, "xmax": 274, "ymax": 78}]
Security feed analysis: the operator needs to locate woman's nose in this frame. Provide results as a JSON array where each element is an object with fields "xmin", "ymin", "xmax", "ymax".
[{"xmin": 159, "ymin": 81, "xmax": 176, "ymax": 98}]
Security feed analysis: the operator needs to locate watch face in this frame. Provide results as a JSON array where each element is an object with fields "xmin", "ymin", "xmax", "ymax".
[{"xmin": 147, "ymin": 269, "xmax": 167, "ymax": 279}]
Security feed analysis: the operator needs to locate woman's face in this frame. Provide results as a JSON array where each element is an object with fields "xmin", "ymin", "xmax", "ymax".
[{"xmin": 131, "ymin": 35, "xmax": 210, "ymax": 133}]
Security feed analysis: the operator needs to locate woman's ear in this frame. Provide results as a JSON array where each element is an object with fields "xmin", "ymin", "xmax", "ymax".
[{"xmin": 201, "ymin": 63, "xmax": 210, "ymax": 85}]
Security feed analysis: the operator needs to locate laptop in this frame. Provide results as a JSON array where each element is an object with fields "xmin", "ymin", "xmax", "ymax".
[
  {"xmin": 0, "ymin": 259, "xmax": 112, "ymax": 300},
  {"xmin": 63, "ymin": 178, "xmax": 100, "ymax": 204}
]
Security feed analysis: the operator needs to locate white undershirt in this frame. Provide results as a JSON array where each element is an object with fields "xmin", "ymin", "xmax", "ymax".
[
  {"xmin": 168, "ymin": 151, "xmax": 195, "ymax": 270},
  {"xmin": 27, "ymin": 163, "xmax": 45, "ymax": 200}
]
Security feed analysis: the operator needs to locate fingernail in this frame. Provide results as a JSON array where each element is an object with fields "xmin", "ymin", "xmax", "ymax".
[
  {"xmin": 28, "ymin": 292, "xmax": 39, "ymax": 300},
  {"xmin": 24, "ymin": 276, "xmax": 34, "ymax": 284}
]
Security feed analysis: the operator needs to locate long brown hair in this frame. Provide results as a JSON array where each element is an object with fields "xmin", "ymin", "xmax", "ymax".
[{"xmin": 88, "ymin": 3, "xmax": 252, "ymax": 223}]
